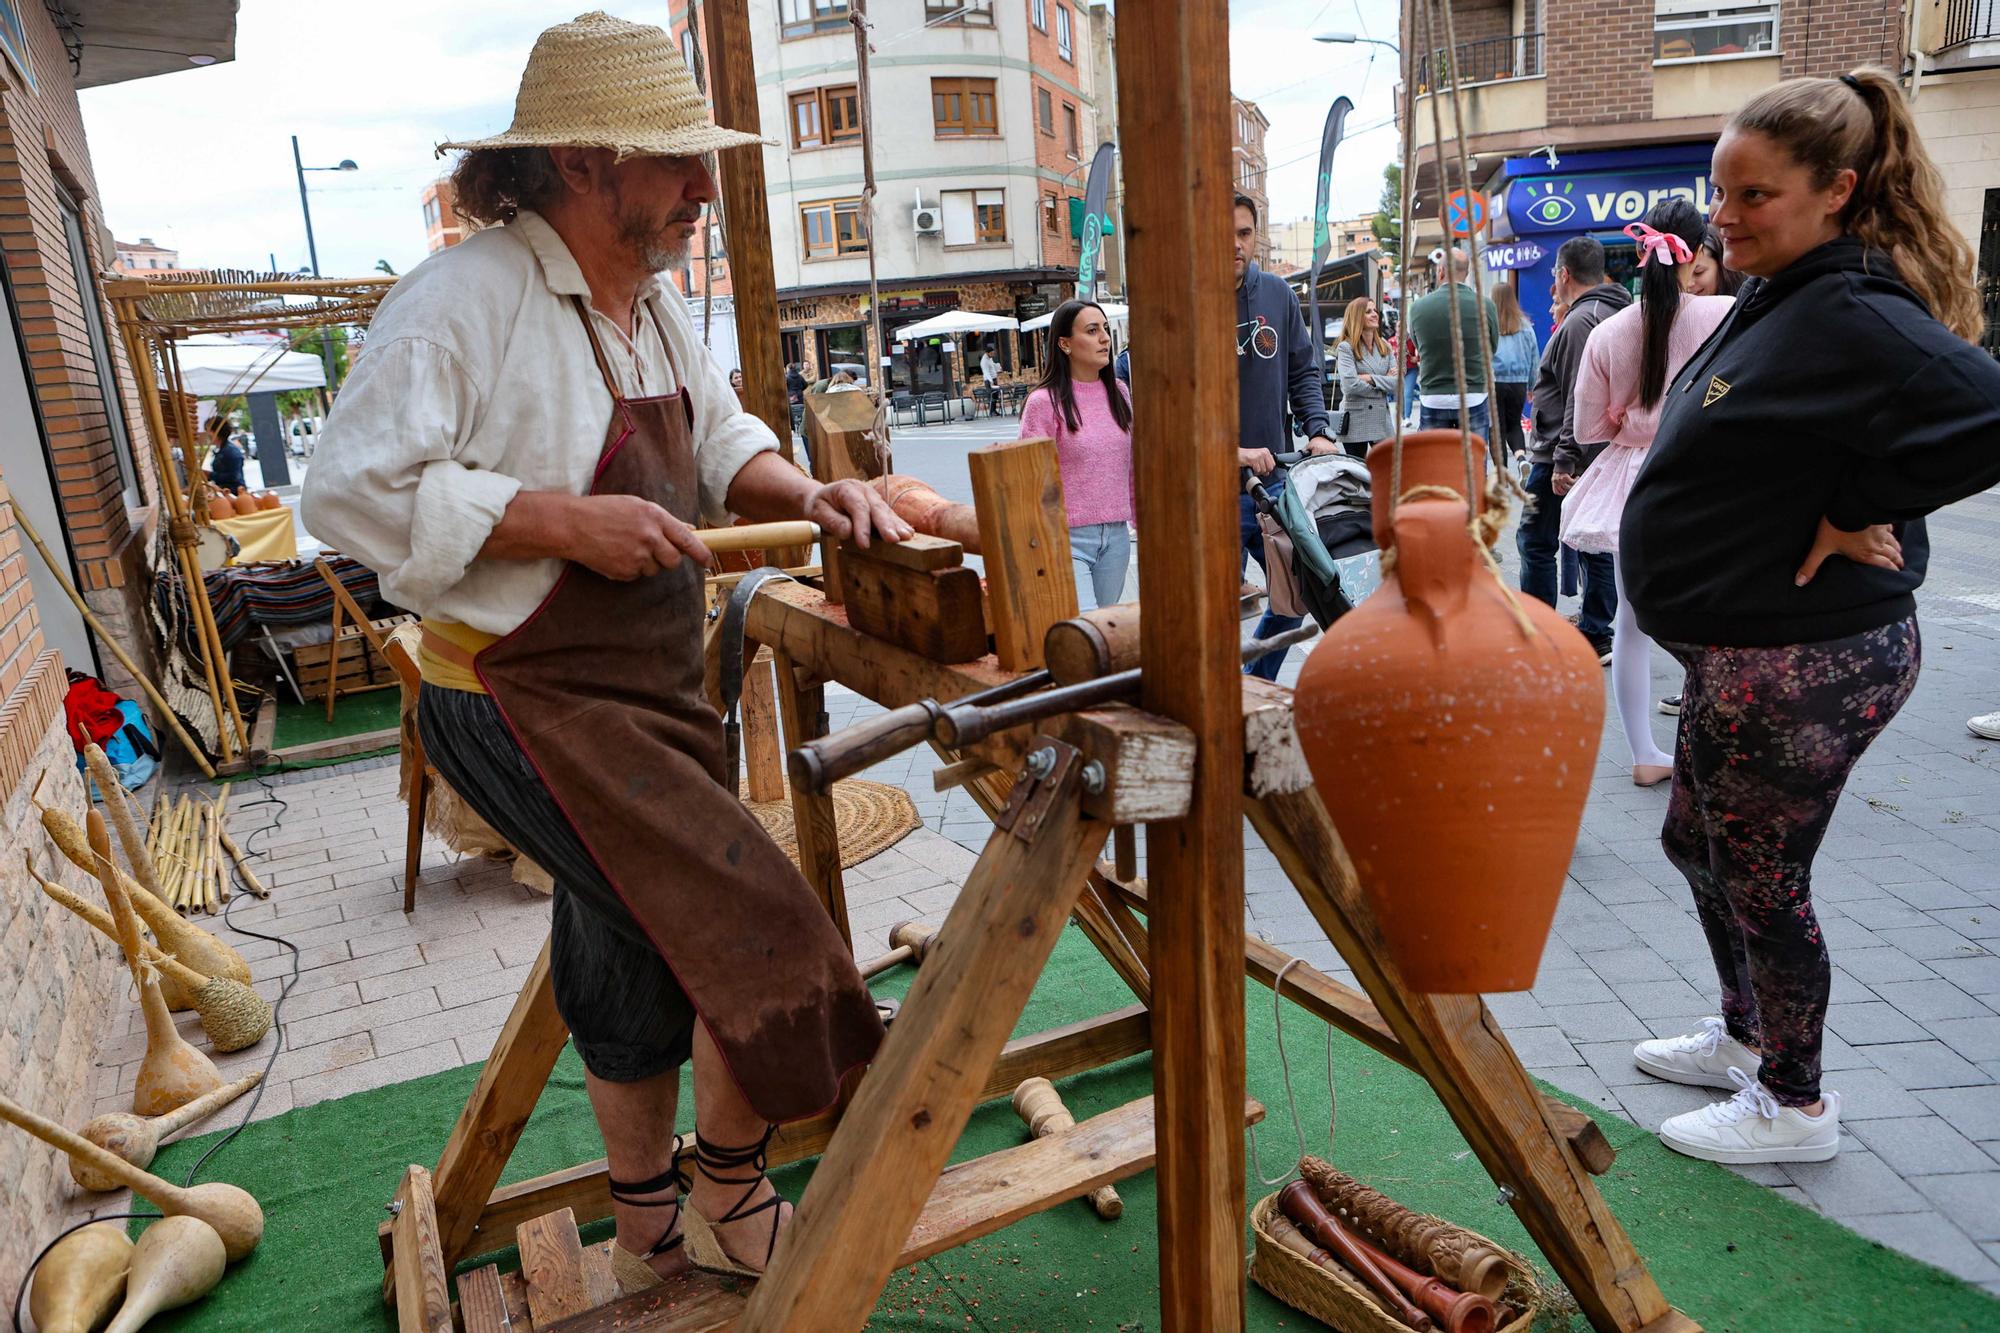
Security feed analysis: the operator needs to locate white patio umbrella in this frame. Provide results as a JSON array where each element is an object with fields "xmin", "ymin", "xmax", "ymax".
[
  {"xmin": 169, "ymin": 336, "xmax": 328, "ymax": 396},
  {"xmin": 1017, "ymin": 301, "xmax": 1130, "ymax": 332},
  {"xmin": 892, "ymin": 309, "xmax": 1019, "ymax": 338}
]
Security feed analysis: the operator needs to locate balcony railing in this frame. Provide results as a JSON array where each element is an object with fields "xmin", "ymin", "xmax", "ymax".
[
  {"xmin": 1413, "ymin": 32, "xmax": 1544, "ymax": 94},
  {"xmin": 1943, "ymin": 0, "xmax": 1999, "ymax": 48}
]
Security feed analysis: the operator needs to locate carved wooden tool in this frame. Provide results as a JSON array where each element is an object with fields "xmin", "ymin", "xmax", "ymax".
[
  {"xmin": 86, "ymin": 809, "xmax": 223, "ymax": 1116},
  {"xmin": 871, "ymin": 474, "xmax": 982, "ymax": 551},
  {"xmin": 858, "ymin": 921, "xmax": 940, "ymax": 981},
  {"xmin": 103, "ymin": 1216, "xmax": 227, "ymax": 1333},
  {"xmin": 1299, "ymin": 1156, "xmax": 1508, "ymax": 1300},
  {"xmin": 1011, "ymin": 1078, "xmax": 1122, "ymax": 1219},
  {"xmin": 70, "ymin": 1073, "xmax": 265, "ymax": 1192},
  {"xmin": 28, "ymin": 1222, "xmax": 131, "ymax": 1333},
  {"xmin": 1346, "ymin": 1229, "xmax": 1501, "ymax": 1333},
  {"xmin": 1279, "ymin": 1179, "xmax": 1431, "ymax": 1329},
  {"xmin": 31, "ymin": 859, "xmax": 273, "ymax": 1053},
  {"xmin": 0, "ymin": 1091, "xmax": 263, "ymax": 1261}
]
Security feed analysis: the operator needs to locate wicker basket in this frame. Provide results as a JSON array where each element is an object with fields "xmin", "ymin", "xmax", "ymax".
[{"xmin": 1249, "ymin": 1191, "xmax": 1541, "ymax": 1332}]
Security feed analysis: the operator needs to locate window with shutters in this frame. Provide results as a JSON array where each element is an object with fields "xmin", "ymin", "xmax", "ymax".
[
  {"xmin": 789, "ymin": 85, "xmax": 860, "ymax": 149},
  {"xmin": 1063, "ymin": 103, "xmax": 1079, "ymax": 156},
  {"xmin": 801, "ymin": 198, "xmax": 868, "ymax": 259},
  {"xmin": 942, "ymin": 189, "xmax": 1008, "ymax": 246},
  {"xmin": 1036, "ymin": 87, "xmax": 1054, "ymax": 135},
  {"xmin": 1653, "ymin": 0, "xmax": 1777, "ymax": 60},
  {"xmin": 925, "ymin": 0, "xmax": 994, "ymax": 25},
  {"xmin": 1055, "ymin": 4, "xmax": 1073, "ymax": 60},
  {"xmin": 1043, "ymin": 192, "xmax": 1061, "ymax": 234},
  {"xmin": 1032, "ymin": 0, "xmax": 1047, "ymax": 30},
  {"xmin": 932, "ymin": 76, "xmax": 999, "ymax": 136},
  {"xmin": 780, "ymin": 0, "xmax": 849, "ymax": 39}
]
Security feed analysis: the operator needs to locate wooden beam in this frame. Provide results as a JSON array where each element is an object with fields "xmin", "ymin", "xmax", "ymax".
[
  {"xmin": 1248, "ymin": 788, "xmax": 1695, "ymax": 1333},
  {"xmin": 1119, "ymin": 2, "xmax": 1247, "ymax": 1328},
  {"xmin": 704, "ymin": 0, "xmax": 790, "ymax": 468},
  {"xmin": 772, "ymin": 650, "xmax": 848, "ymax": 945},
  {"xmin": 391, "ymin": 1165, "xmax": 452, "ymax": 1333},
  {"xmin": 968, "ymin": 437, "xmax": 1079, "ymax": 672},
  {"xmin": 271, "ymin": 727, "xmax": 401, "ymax": 767},
  {"xmin": 741, "ymin": 649, "xmax": 786, "ymax": 804},
  {"xmin": 736, "ymin": 767, "xmax": 1108, "ymax": 1330}
]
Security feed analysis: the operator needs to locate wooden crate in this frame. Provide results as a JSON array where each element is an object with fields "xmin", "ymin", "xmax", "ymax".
[{"xmin": 294, "ymin": 613, "xmax": 414, "ymax": 701}]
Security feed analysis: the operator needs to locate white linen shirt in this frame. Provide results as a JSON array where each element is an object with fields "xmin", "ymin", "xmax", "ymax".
[{"xmin": 300, "ymin": 209, "xmax": 777, "ymax": 635}]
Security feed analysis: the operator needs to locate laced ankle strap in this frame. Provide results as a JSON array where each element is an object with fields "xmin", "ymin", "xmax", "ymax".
[
  {"xmin": 608, "ymin": 1135, "xmax": 690, "ymax": 1260},
  {"xmin": 692, "ymin": 1125, "xmax": 784, "ymax": 1267}
]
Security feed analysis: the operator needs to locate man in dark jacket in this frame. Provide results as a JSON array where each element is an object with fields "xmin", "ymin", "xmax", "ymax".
[
  {"xmin": 1234, "ymin": 193, "xmax": 1337, "ymax": 680},
  {"xmin": 1520, "ymin": 235, "xmax": 1627, "ymax": 661}
]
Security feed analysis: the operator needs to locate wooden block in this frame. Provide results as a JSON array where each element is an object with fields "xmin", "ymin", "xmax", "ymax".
[
  {"xmin": 581, "ymin": 1239, "xmax": 619, "ymax": 1312},
  {"xmin": 500, "ymin": 1271, "xmax": 535, "ymax": 1330},
  {"xmin": 804, "ymin": 388, "xmax": 884, "ymax": 483},
  {"xmin": 456, "ymin": 1265, "xmax": 511, "ymax": 1333},
  {"xmin": 1059, "ymin": 706, "xmax": 1196, "ymax": 825},
  {"xmin": 968, "ymin": 436, "xmax": 1078, "ymax": 671},
  {"xmin": 1045, "ymin": 602, "xmax": 1140, "ymax": 684},
  {"xmin": 837, "ymin": 553, "xmax": 987, "ymax": 664},
  {"xmin": 844, "ymin": 531, "xmax": 961, "ymax": 573},
  {"xmin": 391, "ymin": 1165, "xmax": 452, "ymax": 1333},
  {"xmin": 540, "ymin": 1268, "xmax": 749, "ymax": 1332},
  {"xmin": 519, "ymin": 1208, "xmax": 594, "ymax": 1327},
  {"xmin": 741, "ymin": 649, "xmax": 786, "ymax": 804}
]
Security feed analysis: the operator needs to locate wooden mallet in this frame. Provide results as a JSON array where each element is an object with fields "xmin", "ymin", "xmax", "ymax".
[
  {"xmin": 1011, "ymin": 1078, "xmax": 1122, "ymax": 1219},
  {"xmin": 859, "ymin": 921, "xmax": 939, "ymax": 981}
]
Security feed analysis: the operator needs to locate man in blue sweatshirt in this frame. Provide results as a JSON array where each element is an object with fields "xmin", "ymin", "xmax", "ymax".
[{"xmin": 1234, "ymin": 193, "xmax": 1337, "ymax": 680}]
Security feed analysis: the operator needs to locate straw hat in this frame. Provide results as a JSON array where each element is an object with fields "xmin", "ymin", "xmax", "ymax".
[{"xmin": 439, "ymin": 11, "xmax": 769, "ymax": 159}]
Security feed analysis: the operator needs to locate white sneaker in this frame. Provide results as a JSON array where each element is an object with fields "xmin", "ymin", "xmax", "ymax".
[
  {"xmin": 1658, "ymin": 1068, "xmax": 1842, "ymax": 1164},
  {"xmin": 1970, "ymin": 711, "xmax": 2000, "ymax": 741},
  {"xmin": 1633, "ymin": 1017, "xmax": 1760, "ymax": 1089}
]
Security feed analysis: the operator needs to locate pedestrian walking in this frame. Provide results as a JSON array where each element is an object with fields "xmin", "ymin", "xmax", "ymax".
[
  {"xmin": 1488, "ymin": 283, "xmax": 1539, "ymax": 465},
  {"xmin": 1231, "ymin": 193, "xmax": 1338, "ymax": 679},
  {"xmin": 1019, "ymin": 299, "xmax": 1135, "ymax": 610},
  {"xmin": 785, "ymin": 361, "xmax": 806, "ymax": 405},
  {"xmin": 1560, "ymin": 199, "xmax": 1733, "ymax": 787},
  {"xmin": 1521, "ymin": 235, "xmax": 1629, "ymax": 663},
  {"xmin": 1406, "ymin": 247, "xmax": 1498, "ymax": 437},
  {"xmin": 1333, "ymin": 296, "xmax": 1394, "ymax": 460},
  {"xmin": 1623, "ymin": 67, "xmax": 2000, "ymax": 1166}
]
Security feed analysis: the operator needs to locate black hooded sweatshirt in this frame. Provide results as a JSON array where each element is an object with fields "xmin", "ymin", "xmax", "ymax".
[{"xmin": 1623, "ymin": 237, "xmax": 2000, "ymax": 648}]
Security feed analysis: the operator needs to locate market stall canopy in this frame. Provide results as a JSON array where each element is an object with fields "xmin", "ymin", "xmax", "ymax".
[
  {"xmin": 893, "ymin": 309, "xmax": 1020, "ymax": 339},
  {"xmin": 168, "ymin": 337, "xmax": 327, "ymax": 396},
  {"xmin": 1018, "ymin": 302, "xmax": 1130, "ymax": 333}
]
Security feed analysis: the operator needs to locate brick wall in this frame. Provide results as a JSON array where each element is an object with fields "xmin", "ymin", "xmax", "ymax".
[
  {"xmin": 0, "ymin": 659, "xmax": 108, "ymax": 1311},
  {"xmin": 1029, "ymin": 1, "xmax": 1084, "ymax": 268},
  {"xmin": 1778, "ymin": 0, "xmax": 1901, "ymax": 78},
  {"xmin": 1546, "ymin": 0, "xmax": 1654, "ymax": 126}
]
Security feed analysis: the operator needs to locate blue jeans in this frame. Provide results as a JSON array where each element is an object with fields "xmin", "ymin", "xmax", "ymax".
[
  {"xmin": 1517, "ymin": 462, "xmax": 1614, "ymax": 637},
  {"xmin": 1401, "ymin": 369, "xmax": 1419, "ymax": 416},
  {"xmin": 1418, "ymin": 399, "xmax": 1491, "ymax": 440},
  {"xmin": 1239, "ymin": 481, "xmax": 1303, "ymax": 681},
  {"xmin": 1070, "ymin": 521, "xmax": 1131, "ymax": 611}
]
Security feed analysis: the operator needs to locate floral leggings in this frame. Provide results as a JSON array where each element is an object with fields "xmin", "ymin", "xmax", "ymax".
[{"xmin": 1658, "ymin": 617, "xmax": 1921, "ymax": 1106}]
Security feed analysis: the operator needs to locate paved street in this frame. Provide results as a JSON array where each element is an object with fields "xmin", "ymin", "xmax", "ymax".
[{"xmin": 74, "ymin": 414, "xmax": 2000, "ymax": 1292}]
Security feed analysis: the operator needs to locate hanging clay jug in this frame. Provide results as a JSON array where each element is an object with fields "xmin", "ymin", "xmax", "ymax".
[
  {"xmin": 255, "ymin": 491, "xmax": 282, "ymax": 511},
  {"xmin": 1292, "ymin": 458, "xmax": 1604, "ymax": 992},
  {"xmin": 1364, "ymin": 429, "xmax": 1489, "ymax": 547},
  {"xmin": 208, "ymin": 493, "xmax": 236, "ymax": 519}
]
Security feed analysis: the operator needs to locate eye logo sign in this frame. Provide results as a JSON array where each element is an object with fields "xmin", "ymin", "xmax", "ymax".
[
  {"xmin": 1522, "ymin": 179, "xmax": 1577, "ymax": 227},
  {"xmin": 1238, "ymin": 316, "xmax": 1279, "ymax": 359}
]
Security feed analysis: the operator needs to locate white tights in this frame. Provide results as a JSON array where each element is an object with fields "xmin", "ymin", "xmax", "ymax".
[{"xmin": 1612, "ymin": 560, "xmax": 1674, "ymax": 769}]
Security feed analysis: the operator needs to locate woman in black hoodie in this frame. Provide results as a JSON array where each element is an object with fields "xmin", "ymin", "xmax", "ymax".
[{"xmin": 1622, "ymin": 68, "xmax": 2000, "ymax": 1166}]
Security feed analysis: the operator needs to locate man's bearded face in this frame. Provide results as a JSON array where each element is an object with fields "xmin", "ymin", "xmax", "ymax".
[{"xmin": 606, "ymin": 155, "xmax": 712, "ymax": 272}]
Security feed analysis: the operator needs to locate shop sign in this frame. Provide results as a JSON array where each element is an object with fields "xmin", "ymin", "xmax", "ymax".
[
  {"xmin": 1016, "ymin": 294, "xmax": 1050, "ymax": 321},
  {"xmin": 1506, "ymin": 170, "xmax": 1712, "ymax": 234},
  {"xmin": 1482, "ymin": 241, "xmax": 1545, "ymax": 271}
]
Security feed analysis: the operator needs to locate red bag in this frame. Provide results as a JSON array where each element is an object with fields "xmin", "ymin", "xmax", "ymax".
[{"xmin": 63, "ymin": 670, "xmax": 126, "ymax": 752}]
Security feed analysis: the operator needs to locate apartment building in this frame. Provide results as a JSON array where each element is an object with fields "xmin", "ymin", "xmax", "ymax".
[
  {"xmin": 112, "ymin": 235, "xmax": 179, "ymax": 272},
  {"xmin": 1269, "ymin": 213, "xmax": 1382, "ymax": 269},
  {"xmin": 1231, "ymin": 93, "xmax": 1271, "ymax": 264},
  {"xmin": 672, "ymin": 0, "xmax": 1117, "ymax": 393},
  {"xmin": 1400, "ymin": 0, "xmax": 1898, "ymax": 342},
  {"xmin": 420, "ymin": 179, "xmax": 469, "ymax": 254},
  {"xmin": 1906, "ymin": 0, "xmax": 2000, "ymax": 357}
]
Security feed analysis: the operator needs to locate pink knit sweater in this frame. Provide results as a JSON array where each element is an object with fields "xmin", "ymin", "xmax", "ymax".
[{"xmin": 1019, "ymin": 379, "xmax": 1135, "ymax": 527}]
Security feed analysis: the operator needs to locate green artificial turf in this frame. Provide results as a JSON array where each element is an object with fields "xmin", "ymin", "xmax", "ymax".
[
  {"xmin": 132, "ymin": 925, "xmax": 1998, "ymax": 1331},
  {"xmin": 272, "ymin": 687, "xmax": 402, "ymax": 751}
]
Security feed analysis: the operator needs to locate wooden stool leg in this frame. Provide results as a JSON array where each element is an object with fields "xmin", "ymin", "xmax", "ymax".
[
  {"xmin": 772, "ymin": 649, "xmax": 849, "ymax": 945},
  {"xmin": 404, "ymin": 766, "xmax": 430, "ymax": 914}
]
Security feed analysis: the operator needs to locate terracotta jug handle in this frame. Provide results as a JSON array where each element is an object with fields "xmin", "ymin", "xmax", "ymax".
[{"xmin": 1390, "ymin": 499, "xmax": 1473, "ymax": 641}]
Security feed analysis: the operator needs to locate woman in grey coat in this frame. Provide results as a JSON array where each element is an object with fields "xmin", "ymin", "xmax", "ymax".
[{"xmin": 1334, "ymin": 296, "xmax": 1396, "ymax": 460}]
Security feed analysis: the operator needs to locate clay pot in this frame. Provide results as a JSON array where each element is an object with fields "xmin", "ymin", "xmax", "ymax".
[
  {"xmin": 1291, "ymin": 485, "xmax": 1604, "ymax": 992},
  {"xmin": 207, "ymin": 494, "xmax": 236, "ymax": 519},
  {"xmin": 1364, "ymin": 430, "xmax": 1488, "ymax": 548},
  {"xmin": 254, "ymin": 492, "xmax": 281, "ymax": 511}
]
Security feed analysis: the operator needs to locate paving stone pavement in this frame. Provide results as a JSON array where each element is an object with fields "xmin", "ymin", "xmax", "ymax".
[{"xmin": 67, "ymin": 429, "xmax": 2000, "ymax": 1293}]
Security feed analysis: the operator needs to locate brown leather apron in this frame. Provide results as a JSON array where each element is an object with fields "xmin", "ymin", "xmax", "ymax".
[{"xmin": 473, "ymin": 296, "xmax": 882, "ymax": 1123}]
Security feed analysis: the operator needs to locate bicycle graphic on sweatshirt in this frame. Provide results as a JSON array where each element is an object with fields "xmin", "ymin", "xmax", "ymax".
[{"xmin": 1238, "ymin": 316, "xmax": 1279, "ymax": 360}]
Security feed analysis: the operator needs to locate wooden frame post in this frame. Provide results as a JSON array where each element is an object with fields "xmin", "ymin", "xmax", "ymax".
[{"xmin": 1119, "ymin": 3, "xmax": 1247, "ymax": 1328}]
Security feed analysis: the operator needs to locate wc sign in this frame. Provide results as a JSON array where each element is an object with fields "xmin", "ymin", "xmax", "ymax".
[{"xmin": 1506, "ymin": 171, "xmax": 1713, "ymax": 234}]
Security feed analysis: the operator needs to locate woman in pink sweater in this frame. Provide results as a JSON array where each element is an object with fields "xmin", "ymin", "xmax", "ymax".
[
  {"xmin": 1019, "ymin": 300, "xmax": 1135, "ymax": 609},
  {"xmin": 1564, "ymin": 201, "xmax": 1736, "ymax": 785}
]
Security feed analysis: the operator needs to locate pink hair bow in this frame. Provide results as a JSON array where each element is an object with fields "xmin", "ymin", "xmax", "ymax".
[{"xmin": 1624, "ymin": 222, "xmax": 1692, "ymax": 267}]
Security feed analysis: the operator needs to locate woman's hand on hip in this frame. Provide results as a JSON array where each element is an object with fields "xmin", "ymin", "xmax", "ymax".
[
  {"xmin": 808, "ymin": 478, "xmax": 913, "ymax": 550},
  {"xmin": 571, "ymin": 494, "xmax": 715, "ymax": 579},
  {"xmin": 1796, "ymin": 516, "xmax": 1903, "ymax": 586}
]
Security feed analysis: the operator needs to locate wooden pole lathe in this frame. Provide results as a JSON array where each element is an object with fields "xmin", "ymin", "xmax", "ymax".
[{"xmin": 1118, "ymin": 3, "xmax": 1249, "ymax": 1328}]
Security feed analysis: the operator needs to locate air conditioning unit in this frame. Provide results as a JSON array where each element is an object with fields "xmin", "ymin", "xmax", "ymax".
[{"xmin": 912, "ymin": 204, "xmax": 943, "ymax": 235}]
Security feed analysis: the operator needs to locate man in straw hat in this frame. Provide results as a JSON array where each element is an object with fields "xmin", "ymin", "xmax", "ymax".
[{"xmin": 304, "ymin": 11, "xmax": 907, "ymax": 1290}]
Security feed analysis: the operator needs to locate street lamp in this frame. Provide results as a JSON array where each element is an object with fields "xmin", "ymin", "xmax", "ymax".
[
  {"xmin": 291, "ymin": 136, "xmax": 357, "ymax": 397},
  {"xmin": 1312, "ymin": 31, "xmax": 1401, "ymax": 56}
]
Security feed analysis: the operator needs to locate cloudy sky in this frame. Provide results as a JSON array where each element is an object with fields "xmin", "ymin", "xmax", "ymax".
[{"xmin": 79, "ymin": 0, "xmax": 1403, "ymax": 277}]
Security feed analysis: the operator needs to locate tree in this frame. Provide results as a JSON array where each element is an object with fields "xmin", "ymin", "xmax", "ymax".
[
  {"xmin": 375, "ymin": 258, "xmax": 397, "ymax": 276},
  {"xmin": 1371, "ymin": 162, "xmax": 1403, "ymax": 261}
]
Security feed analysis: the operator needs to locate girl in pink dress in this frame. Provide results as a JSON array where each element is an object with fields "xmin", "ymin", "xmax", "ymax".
[{"xmin": 1562, "ymin": 201, "xmax": 1736, "ymax": 785}]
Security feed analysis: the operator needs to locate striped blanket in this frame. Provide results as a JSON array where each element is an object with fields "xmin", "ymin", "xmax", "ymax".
[{"xmin": 154, "ymin": 555, "xmax": 394, "ymax": 651}]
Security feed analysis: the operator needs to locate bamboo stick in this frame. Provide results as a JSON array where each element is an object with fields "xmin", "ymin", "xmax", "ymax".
[
  {"xmin": 203, "ymin": 799, "xmax": 221, "ymax": 913},
  {"xmin": 218, "ymin": 829, "xmax": 268, "ymax": 900},
  {"xmin": 160, "ymin": 337, "xmax": 246, "ymax": 760},
  {"xmin": 7, "ymin": 500, "xmax": 215, "ymax": 779}
]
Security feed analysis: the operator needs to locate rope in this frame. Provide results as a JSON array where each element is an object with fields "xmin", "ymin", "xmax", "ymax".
[
  {"xmin": 1377, "ymin": 484, "xmax": 1540, "ymax": 638},
  {"xmin": 1246, "ymin": 958, "xmax": 1338, "ymax": 1188}
]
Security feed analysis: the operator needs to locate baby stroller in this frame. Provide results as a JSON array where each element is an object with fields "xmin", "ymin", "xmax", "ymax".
[{"xmin": 1247, "ymin": 451, "xmax": 1381, "ymax": 630}]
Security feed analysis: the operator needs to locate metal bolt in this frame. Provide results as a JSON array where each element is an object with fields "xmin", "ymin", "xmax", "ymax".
[
  {"xmin": 1080, "ymin": 761, "xmax": 1106, "ymax": 795},
  {"xmin": 1023, "ymin": 746, "xmax": 1058, "ymax": 781},
  {"xmin": 1494, "ymin": 1184, "xmax": 1515, "ymax": 1206},
  {"xmin": 387, "ymin": 1199, "xmax": 404, "ymax": 1216}
]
